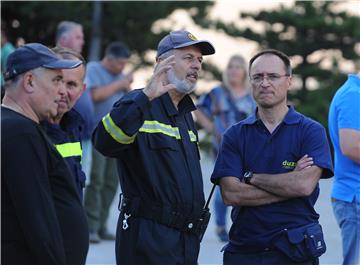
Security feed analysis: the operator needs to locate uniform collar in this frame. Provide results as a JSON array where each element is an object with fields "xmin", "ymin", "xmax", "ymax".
[
  {"xmin": 160, "ymin": 92, "xmax": 196, "ymax": 117},
  {"xmin": 42, "ymin": 109, "xmax": 84, "ymax": 130},
  {"xmin": 243, "ymin": 105, "xmax": 302, "ymax": 125}
]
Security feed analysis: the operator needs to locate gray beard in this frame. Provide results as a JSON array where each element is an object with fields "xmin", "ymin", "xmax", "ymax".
[{"xmin": 167, "ymin": 69, "xmax": 196, "ymax": 94}]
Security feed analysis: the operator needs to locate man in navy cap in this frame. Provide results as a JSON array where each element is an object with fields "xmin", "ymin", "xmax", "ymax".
[
  {"xmin": 92, "ymin": 30, "xmax": 215, "ymax": 265},
  {"xmin": 1, "ymin": 43, "xmax": 89, "ymax": 265}
]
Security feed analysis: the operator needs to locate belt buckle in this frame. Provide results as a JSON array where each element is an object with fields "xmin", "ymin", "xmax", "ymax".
[{"xmin": 118, "ymin": 193, "xmax": 123, "ymax": 211}]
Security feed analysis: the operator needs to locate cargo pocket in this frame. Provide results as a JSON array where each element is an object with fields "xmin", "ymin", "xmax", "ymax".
[
  {"xmin": 273, "ymin": 223, "xmax": 326, "ymax": 262},
  {"xmin": 148, "ymin": 133, "xmax": 179, "ymax": 151}
]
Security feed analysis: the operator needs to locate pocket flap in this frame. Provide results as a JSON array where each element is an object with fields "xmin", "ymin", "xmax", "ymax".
[
  {"xmin": 306, "ymin": 223, "xmax": 322, "ymax": 236},
  {"xmin": 148, "ymin": 134, "xmax": 178, "ymax": 150},
  {"xmin": 287, "ymin": 228, "xmax": 305, "ymax": 244}
]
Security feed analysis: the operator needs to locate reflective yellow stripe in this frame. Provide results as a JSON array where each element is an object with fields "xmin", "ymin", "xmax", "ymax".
[
  {"xmin": 102, "ymin": 113, "xmax": 136, "ymax": 144},
  {"xmin": 102, "ymin": 116, "xmax": 197, "ymax": 143},
  {"xmin": 55, "ymin": 142, "xmax": 82, "ymax": 158},
  {"xmin": 188, "ymin": 130, "xmax": 197, "ymax": 142},
  {"xmin": 139, "ymin": 120, "xmax": 181, "ymax": 139}
]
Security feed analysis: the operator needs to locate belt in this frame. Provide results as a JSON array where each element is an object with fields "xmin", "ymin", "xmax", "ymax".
[{"xmin": 119, "ymin": 196, "xmax": 210, "ymax": 239}]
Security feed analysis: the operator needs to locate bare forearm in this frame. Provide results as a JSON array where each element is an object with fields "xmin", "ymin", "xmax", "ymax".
[
  {"xmin": 194, "ymin": 110, "xmax": 214, "ymax": 133},
  {"xmin": 250, "ymin": 166, "xmax": 322, "ymax": 198},
  {"xmin": 340, "ymin": 129, "xmax": 360, "ymax": 164},
  {"xmin": 220, "ymin": 177, "xmax": 287, "ymax": 206},
  {"xmin": 342, "ymin": 145, "xmax": 360, "ymax": 164},
  {"xmin": 92, "ymin": 81, "xmax": 126, "ymax": 102}
]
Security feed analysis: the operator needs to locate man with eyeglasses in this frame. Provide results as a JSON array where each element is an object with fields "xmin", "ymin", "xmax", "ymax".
[{"xmin": 211, "ymin": 49, "xmax": 333, "ymax": 265}]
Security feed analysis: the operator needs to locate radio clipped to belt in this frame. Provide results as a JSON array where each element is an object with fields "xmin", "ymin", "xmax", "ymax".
[{"xmin": 118, "ymin": 184, "xmax": 216, "ymax": 242}]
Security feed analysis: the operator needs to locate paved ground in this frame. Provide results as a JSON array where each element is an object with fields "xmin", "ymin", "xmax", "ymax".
[{"xmin": 86, "ymin": 153, "xmax": 342, "ymax": 265}]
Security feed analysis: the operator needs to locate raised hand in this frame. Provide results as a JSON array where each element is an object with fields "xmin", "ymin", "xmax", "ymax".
[
  {"xmin": 294, "ymin": 154, "xmax": 313, "ymax": 171},
  {"xmin": 143, "ymin": 55, "xmax": 176, "ymax": 101}
]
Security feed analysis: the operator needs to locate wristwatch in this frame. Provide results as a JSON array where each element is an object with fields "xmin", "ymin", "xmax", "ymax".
[{"xmin": 243, "ymin": 171, "xmax": 253, "ymax": 185}]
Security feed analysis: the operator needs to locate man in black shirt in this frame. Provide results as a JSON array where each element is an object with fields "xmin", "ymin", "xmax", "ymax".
[{"xmin": 1, "ymin": 43, "xmax": 89, "ymax": 265}]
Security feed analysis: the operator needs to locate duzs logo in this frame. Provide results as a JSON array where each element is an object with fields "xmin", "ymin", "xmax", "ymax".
[{"xmin": 282, "ymin": 160, "xmax": 296, "ymax": 169}]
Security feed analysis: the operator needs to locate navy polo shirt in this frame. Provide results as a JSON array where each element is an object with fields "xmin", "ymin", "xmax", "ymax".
[{"xmin": 211, "ymin": 106, "xmax": 333, "ymax": 252}]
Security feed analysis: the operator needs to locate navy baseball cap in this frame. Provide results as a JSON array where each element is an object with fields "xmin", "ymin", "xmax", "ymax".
[
  {"xmin": 156, "ymin": 30, "xmax": 215, "ymax": 58},
  {"xmin": 4, "ymin": 43, "xmax": 82, "ymax": 81}
]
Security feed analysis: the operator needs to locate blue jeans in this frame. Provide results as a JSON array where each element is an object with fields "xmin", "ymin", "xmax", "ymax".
[
  {"xmin": 214, "ymin": 186, "xmax": 228, "ymax": 227},
  {"xmin": 223, "ymin": 249, "xmax": 318, "ymax": 265},
  {"xmin": 81, "ymin": 139, "xmax": 92, "ymax": 185},
  {"xmin": 332, "ymin": 198, "xmax": 360, "ymax": 265}
]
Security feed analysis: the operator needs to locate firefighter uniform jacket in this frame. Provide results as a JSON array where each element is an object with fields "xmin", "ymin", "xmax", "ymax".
[
  {"xmin": 42, "ymin": 109, "xmax": 86, "ymax": 199},
  {"xmin": 93, "ymin": 89, "xmax": 205, "ymax": 265}
]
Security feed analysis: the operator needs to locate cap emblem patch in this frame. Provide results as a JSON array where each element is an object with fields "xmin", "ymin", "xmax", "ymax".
[{"xmin": 188, "ymin": 33, "xmax": 197, "ymax": 41}]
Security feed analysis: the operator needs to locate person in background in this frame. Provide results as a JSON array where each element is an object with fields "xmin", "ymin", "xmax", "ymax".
[
  {"xmin": 92, "ymin": 30, "xmax": 215, "ymax": 265},
  {"xmin": 84, "ymin": 41, "xmax": 133, "ymax": 243},
  {"xmin": 1, "ymin": 43, "xmax": 88, "ymax": 265},
  {"xmin": 212, "ymin": 49, "xmax": 333, "ymax": 265},
  {"xmin": 56, "ymin": 21, "xmax": 84, "ymax": 54},
  {"xmin": 1, "ymin": 25, "xmax": 16, "ymax": 98},
  {"xmin": 55, "ymin": 20, "xmax": 94, "ymax": 190},
  {"xmin": 41, "ymin": 47, "xmax": 87, "ymax": 199},
  {"xmin": 328, "ymin": 72, "xmax": 360, "ymax": 265},
  {"xmin": 195, "ymin": 54, "xmax": 256, "ymax": 242}
]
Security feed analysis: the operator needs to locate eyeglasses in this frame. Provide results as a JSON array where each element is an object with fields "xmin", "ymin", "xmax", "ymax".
[{"xmin": 250, "ymin": 73, "xmax": 290, "ymax": 85}]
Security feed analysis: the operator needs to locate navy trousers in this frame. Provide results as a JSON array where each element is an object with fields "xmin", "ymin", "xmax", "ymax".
[{"xmin": 224, "ymin": 249, "xmax": 319, "ymax": 265}]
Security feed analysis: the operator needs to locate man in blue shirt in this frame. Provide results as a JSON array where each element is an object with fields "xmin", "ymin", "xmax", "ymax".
[
  {"xmin": 212, "ymin": 49, "xmax": 333, "ymax": 265},
  {"xmin": 84, "ymin": 42, "xmax": 133, "ymax": 243},
  {"xmin": 328, "ymin": 73, "xmax": 360, "ymax": 265}
]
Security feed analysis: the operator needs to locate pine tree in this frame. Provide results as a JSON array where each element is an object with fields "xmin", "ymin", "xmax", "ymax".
[{"xmin": 199, "ymin": 1, "xmax": 359, "ymax": 126}]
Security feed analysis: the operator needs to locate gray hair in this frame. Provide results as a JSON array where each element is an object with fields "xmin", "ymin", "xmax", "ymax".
[
  {"xmin": 157, "ymin": 49, "xmax": 174, "ymax": 61},
  {"xmin": 4, "ymin": 67, "xmax": 47, "ymax": 91},
  {"xmin": 56, "ymin": 21, "xmax": 82, "ymax": 43},
  {"xmin": 154, "ymin": 49, "xmax": 174, "ymax": 72},
  {"xmin": 4, "ymin": 73, "xmax": 25, "ymax": 91}
]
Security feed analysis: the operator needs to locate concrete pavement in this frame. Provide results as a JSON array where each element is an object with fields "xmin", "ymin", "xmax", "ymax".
[{"xmin": 85, "ymin": 153, "xmax": 342, "ymax": 265}]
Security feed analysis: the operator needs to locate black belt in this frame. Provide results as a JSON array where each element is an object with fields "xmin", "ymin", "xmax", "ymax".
[{"xmin": 119, "ymin": 196, "xmax": 210, "ymax": 240}]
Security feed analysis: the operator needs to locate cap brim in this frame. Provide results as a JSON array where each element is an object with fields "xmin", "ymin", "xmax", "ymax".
[
  {"xmin": 174, "ymin": 40, "xmax": 215, "ymax": 56},
  {"xmin": 43, "ymin": 59, "xmax": 82, "ymax": 70}
]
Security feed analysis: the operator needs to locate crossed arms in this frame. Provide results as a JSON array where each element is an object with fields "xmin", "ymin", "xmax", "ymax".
[{"xmin": 219, "ymin": 155, "xmax": 323, "ymax": 207}]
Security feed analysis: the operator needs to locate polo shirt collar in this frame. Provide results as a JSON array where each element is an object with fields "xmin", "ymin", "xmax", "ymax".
[
  {"xmin": 160, "ymin": 92, "xmax": 196, "ymax": 117},
  {"xmin": 283, "ymin": 106, "xmax": 302, "ymax": 125},
  {"xmin": 242, "ymin": 105, "xmax": 302, "ymax": 125}
]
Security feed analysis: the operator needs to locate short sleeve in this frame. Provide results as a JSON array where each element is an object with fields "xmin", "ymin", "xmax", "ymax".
[
  {"xmin": 211, "ymin": 126, "xmax": 243, "ymax": 183},
  {"xmin": 197, "ymin": 93, "xmax": 213, "ymax": 118},
  {"xmin": 337, "ymin": 90, "xmax": 360, "ymax": 130},
  {"xmin": 301, "ymin": 122, "xmax": 334, "ymax": 179},
  {"xmin": 84, "ymin": 63, "xmax": 102, "ymax": 91}
]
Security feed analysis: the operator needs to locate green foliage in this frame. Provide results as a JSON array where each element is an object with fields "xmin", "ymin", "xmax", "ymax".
[
  {"xmin": 292, "ymin": 73, "xmax": 347, "ymax": 129},
  {"xmin": 200, "ymin": 1, "xmax": 359, "ymax": 127},
  {"xmin": 2, "ymin": 1, "xmax": 213, "ymax": 64}
]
